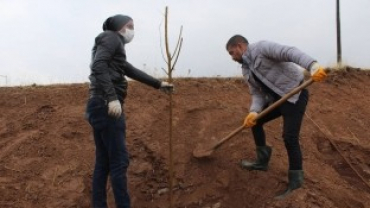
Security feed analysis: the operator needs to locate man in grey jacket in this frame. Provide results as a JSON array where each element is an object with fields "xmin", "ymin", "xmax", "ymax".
[{"xmin": 226, "ymin": 35, "xmax": 326, "ymax": 198}]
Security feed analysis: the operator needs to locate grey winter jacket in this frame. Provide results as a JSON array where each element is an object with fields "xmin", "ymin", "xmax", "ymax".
[{"xmin": 242, "ymin": 41, "xmax": 316, "ymax": 113}]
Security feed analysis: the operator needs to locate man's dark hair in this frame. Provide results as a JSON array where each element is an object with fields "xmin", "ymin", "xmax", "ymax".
[{"xmin": 226, "ymin": 35, "xmax": 249, "ymax": 49}]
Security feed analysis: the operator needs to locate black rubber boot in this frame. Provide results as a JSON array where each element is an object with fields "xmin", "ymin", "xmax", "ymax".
[
  {"xmin": 241, "ymin": 146, "xmax": 272, "ymax": 171},
  {"xmin": 275, "ymin": 170, "xmax": 304, "ymax": 199}
]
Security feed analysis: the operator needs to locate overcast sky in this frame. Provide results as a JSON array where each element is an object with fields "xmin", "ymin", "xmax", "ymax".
[{"xmin": 0, "ymin": 0, "xmax": 369, "ymax": 86}]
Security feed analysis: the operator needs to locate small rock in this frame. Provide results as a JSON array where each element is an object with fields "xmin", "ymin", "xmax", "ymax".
[
  {"xmin": 212, "ymin": 202, "xmax": 221, "ymax": 208},
  {"xmin": 310, "ymin": 178, "xmax": 319, "ymax": 184},
  {"xmin": 215, "ymin": 170, "xmax": 230, "ymax": 188},
  {"xmin": 198, "ymin": 199, "xmax": 203, "ymax": 205},
  {"xmin": 157, "ymin": 188, "xmax": 169, "ymax": 195},
  {"xmin": 131, "ymin": 161, "xmax": 152, "ymax": 175}
]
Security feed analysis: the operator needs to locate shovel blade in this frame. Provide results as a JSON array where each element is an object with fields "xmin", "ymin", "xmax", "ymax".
[{"xmin": 192, "ymin": 147, "xmax": 213, "ymax": 158}]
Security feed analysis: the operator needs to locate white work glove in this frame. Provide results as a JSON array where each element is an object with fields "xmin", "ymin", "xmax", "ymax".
[
  {"xmin": 160, "ymin": 81, "xmax": 174, "ymax": 94},
  {"xmin": 108, "ymin": 100, "xmax": 122, "ymax": 118}
]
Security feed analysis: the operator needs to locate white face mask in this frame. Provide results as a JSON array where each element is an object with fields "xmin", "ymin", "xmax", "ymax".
[{"xmin": 119, "ymin": 28, "xmax": 134, "ymax": 43}]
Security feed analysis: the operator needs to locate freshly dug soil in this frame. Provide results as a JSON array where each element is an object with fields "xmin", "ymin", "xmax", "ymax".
[{"xmin": 1, "ymin": 67, "xmax": 370, "ymax": 208}]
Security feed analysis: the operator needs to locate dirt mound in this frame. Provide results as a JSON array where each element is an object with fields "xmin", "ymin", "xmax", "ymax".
[{"xmin": 1, "ymin": 68, "xmax": 370, "ymax": 208}]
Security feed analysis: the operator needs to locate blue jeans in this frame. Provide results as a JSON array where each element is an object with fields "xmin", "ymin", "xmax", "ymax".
[
  {"xmin": 251, "ymin": 89, "xmax": 309, "ymax": 170},
  {"xmin": 86, "ymin": 97, "xmax": 130, "ymax": 208}
]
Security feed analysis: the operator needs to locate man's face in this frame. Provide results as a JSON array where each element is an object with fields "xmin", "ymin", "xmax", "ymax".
[{"xmin": 227, "ymin": 43, "xmax": 246, "ymax": 64}]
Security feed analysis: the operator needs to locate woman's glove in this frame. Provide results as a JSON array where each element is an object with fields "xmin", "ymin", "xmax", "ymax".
[
  {"xmin": 160, "ymin": 81, "xmax": 174, "ymax": 94},
  {"xmin": 108, "ymin": 100, "xmax": 122, "ymax": 118}
]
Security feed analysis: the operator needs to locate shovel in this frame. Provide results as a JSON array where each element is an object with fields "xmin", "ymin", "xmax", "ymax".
[{"xmin": 193, "ymin": 78, "xmax": 314, "ymax": 158}]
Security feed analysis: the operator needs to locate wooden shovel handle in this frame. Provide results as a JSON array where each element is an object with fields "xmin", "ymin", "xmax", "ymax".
[
  {"xmin": 211, "ymin": 78, "xmax": 314, "ymax": 150},
  {"xmin": 256, "ymin": 78, "xmax": 314, "ymax": 119}
]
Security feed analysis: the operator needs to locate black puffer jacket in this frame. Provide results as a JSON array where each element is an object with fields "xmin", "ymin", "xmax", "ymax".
[{"xmin": 89, "ymin": 31, "xmax": 161, "ymax": 102}]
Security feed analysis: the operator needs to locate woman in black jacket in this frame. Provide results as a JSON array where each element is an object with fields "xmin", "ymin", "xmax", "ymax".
[{"xmin": 85, "ymin": 14, "xmax": 173, "ymax": 208}]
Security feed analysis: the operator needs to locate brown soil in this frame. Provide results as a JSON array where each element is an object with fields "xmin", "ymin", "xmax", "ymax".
[{"xmin": 1, "ymin": 67, "xmax": 370, "ymax": 208}]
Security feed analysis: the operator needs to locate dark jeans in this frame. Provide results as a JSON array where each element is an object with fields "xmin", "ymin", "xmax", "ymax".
[
  {"xmin": 251, "ymin": 89, "xmax": 309, "ymax": 170},
  {"xmin": 86, "ymin": 97, "xmax": 130, "ymax": 208}
]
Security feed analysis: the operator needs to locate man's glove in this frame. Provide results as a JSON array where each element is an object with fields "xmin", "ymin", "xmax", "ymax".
[
  {"xmin": 160, "ymin": 81, "xmax": 174, "ymax": 94},
  {"xmin": 108, "ymin": 100, "xmax": 122, "ymax": 118},
  {"xmin": 244, "ymin": 112, "xmax": 258, "ymax": 127},
  {"xmin": 310, "ymin": 62, "xmax": 327, "ymax": 82}
]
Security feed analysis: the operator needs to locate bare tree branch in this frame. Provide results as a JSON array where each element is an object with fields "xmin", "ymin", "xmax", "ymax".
[
  {"xmin": 171, "ymin": 38, "xmax": 183, "ymax": 71},
  {"xmin": 161, "ymin": 67, "xmax": 169, "ymax": 75},
  {"xmin": 164, "ymin": 7, "xmax": 172, "ymax": 79},
  {"xmin": 158, "ymin": 22, "xmax": 168, "ymax": 65},
  {"xmin": 171, "ymin": 25, "xmax": 183, "ymax": 60}
]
